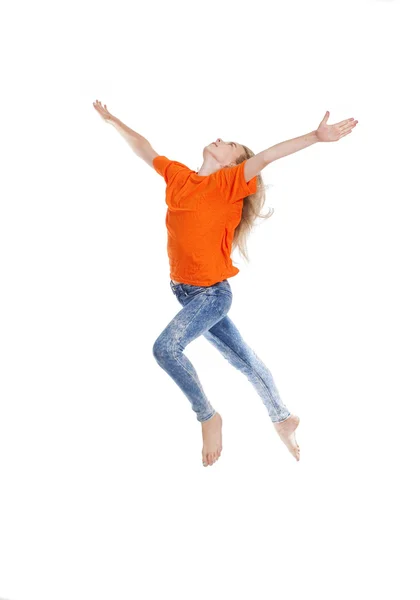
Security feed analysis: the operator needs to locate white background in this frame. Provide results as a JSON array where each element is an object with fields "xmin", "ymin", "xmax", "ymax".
[{"xmin": 1, "ymin": 0, "xmax": 419, "ymax": 599}]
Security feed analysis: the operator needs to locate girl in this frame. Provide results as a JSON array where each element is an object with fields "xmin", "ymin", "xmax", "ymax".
[{"xmin": 93, "ymin": 100, "xmax": 358, "ymax": 467}]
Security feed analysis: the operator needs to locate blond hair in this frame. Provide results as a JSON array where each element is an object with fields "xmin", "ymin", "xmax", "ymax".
[{"xmin": 231, "ymin": 144, "xmax": 274, "ymax": 263}]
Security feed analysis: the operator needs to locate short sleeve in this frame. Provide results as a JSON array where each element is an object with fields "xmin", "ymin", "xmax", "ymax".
[
  {"xmin": 213, "ymin": 160, "xmax": 257, "ymax": 203},
  {"xmin": 152, "ymin": 155, "xmax": 191, "ymax": 185}
]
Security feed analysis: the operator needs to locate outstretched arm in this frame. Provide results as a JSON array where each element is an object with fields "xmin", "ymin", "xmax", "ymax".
[
  {"xmin": 244, "ymin": 111, "xmax": 358, "ymax": 182},
  {"xmin": 93, "ymin": 100, "xmax": 159, "ymax": 167}
]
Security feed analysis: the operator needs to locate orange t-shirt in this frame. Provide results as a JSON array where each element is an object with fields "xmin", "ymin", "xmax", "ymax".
[{"xmin": 153, "ymin": 156, "xmax": 257, "ymax": 286}]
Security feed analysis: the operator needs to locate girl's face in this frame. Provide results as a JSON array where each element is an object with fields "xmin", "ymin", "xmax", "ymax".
[{"xmin": 204, "ymin": 138, "xmax": 244, "ymax": 167}]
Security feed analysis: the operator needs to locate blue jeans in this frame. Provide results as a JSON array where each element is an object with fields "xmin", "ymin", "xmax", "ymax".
[{"xmin": 152, "ymin": 279, "xmax": 291, "ymax": 424}]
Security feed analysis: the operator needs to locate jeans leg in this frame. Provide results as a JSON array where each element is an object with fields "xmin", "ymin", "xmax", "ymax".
[
  {"xmin": 203, "ymin": 315, "xmax": 291, "ymax": 423},
  {"xmin": 153, "ymin": 289, "xmax": 232, "ymax": 422}
]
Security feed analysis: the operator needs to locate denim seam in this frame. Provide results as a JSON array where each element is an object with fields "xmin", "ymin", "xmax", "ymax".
[{"xmin": 206, "ymin": 331, "xmax": 283, "ymax": 419}]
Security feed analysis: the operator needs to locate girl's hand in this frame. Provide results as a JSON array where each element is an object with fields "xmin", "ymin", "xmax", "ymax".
[
  {"xmin": 315, "ymin": 111, "xmax": 358, "ymax": 142},
  {"xmin": 93, "ymin": 100, "xmax": 114, "ymax": 123}
]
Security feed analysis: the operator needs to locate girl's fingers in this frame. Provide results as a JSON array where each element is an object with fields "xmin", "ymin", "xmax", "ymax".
[
  {"xmin": 338, "ymin": 122, "xmax": 355, "ymax": 133},
  {"xmin": 93, "ymin": 100, "xmax": 109, "ymax": 119},
  {"xmin": 338, "ymin": 119, "xmax": 358, "ymax": 132},
  {"xmin": 336, "ymin": 117, "xmax": 355, "ymax": 127},
  {"xmin": 93, "ymin": 100, "xmax": 110, "ymax": 116},
  {"xmin": 341, "ymin": 122, "xmax": 357, "ymax": 134}
]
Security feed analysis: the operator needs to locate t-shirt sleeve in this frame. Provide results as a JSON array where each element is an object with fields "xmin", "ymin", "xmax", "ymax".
[
  {"xmin": 152, "ymin": 155, "xmax": 191, "ymax": 185},
  {"xmin": 212, "ymin": 160, "xmax": 257, "ymax": 203}
]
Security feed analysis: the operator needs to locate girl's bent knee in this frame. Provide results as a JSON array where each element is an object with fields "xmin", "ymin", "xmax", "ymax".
[
  {"xmin": 153, "ymin": 333, "xmax": 180, "ymax": 364},
  {"xmin": 152, "ymin": 337, "xmax": 169, "ymax": 363}
]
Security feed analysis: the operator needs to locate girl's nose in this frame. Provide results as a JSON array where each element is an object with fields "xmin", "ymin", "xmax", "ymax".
[{"xmin": 216, "ymin": 138, "xmax": 221, "ymax": 143}]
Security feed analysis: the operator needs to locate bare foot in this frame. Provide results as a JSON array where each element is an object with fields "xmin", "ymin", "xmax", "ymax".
[
  {"xmin": 201, "ymin": 412, "xmax": 223, "ymax": 467},
  {"xmin": 273, "ymin": 414, "xmax": 300, "ymax": 461}
]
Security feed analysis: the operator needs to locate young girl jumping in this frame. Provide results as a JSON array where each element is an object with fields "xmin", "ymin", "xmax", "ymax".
[{"xmin": 93, "ymin": 100, "xmax": 358, "ymax": 467}]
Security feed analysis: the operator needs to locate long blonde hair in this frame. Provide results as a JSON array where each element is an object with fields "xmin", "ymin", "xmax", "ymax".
[{"xmin": 231, "ymin": 144, "xmax": 274, "ymax": 263}]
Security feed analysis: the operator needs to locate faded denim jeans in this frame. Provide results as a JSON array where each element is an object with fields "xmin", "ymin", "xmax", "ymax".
[{"xmin": 152, "ymin": 278, "xmax": 291, "ymax": 424}]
